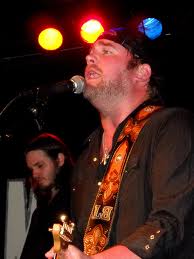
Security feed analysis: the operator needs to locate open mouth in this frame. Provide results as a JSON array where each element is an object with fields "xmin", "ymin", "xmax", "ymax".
[{"xmin": 85, "ymin": 67, "xmax": 101, "ymax": 80}]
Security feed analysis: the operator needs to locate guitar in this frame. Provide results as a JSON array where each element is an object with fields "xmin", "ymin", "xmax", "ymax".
[{"xmin": 49, "ymin": 214, "xmax": 75, "ymax": 258}]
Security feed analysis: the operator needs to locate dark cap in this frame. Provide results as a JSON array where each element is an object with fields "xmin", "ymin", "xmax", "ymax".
[
  {"xmin": 96, "ymin": 27, "xmax": 164, "ymax": 99},
  {"xmin": 96, "ymin": 27, "xmax": 154, "ymax": 64}
]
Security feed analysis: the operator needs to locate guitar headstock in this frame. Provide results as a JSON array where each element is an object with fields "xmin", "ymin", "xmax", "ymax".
[{"xmin": 49, "ymin": 214, "xmax": 75, "ymax": 253}]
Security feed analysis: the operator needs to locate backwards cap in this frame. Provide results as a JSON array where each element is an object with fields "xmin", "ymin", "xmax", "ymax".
[{"xmin": 96, "ymin": 27, "xmax": 155, "ymax": 64}]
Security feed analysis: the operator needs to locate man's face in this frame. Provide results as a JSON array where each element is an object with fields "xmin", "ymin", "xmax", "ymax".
[
  {"xmin": 84, "ymin": 39, "xmax": 133, "ymax": 106},
  {"xmin": 26, "ymin": 150, "xmax": 59, "ymax": 191}
]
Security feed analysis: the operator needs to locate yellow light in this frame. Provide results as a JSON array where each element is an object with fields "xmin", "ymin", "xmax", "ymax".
[
  {"xmin": 38, "ymin": 28, "xmax": 63, "ymax": 50},
  {"xmin": 80, "ymin": 19, "xmax": 104, "ymax": 44}
]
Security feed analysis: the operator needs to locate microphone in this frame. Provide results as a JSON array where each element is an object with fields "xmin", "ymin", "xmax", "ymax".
[{"xmin": 21, "ymin": 75, "xmax": 85, "ymax": 97}]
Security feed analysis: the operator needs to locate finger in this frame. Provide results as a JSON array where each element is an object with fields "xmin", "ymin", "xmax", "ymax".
[
  {"xmin": 68, "ymin": 244, "xmax": 89, "ymax": 258},
  {"xmin": 45, "ymin": 247, "xmax": 55, "ymax": 259}
]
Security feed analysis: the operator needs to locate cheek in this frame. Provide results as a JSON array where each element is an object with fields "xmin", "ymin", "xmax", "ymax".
[
  {"xmin": 101, "ymin": 62, "xmax": 116, "ymax": 79},
  {"xmin": 102, "ymin": 58, "xmax": 127, "ymax": 76},
  {"xmin": 47, "ymin": 164, "xmax": 57, "ymax": 179}
]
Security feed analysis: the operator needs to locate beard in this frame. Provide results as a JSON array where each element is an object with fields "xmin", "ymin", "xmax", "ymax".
[
  {"xmin": 31, "ymin": 177, "xmax": 55, "ymax": 205},
  {"xmin": 83, "ymin": 71, "xmax": 129, "ymax": 110}
]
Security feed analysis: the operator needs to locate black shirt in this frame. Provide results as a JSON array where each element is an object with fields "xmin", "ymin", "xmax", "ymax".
[{"xmin": 71, "ymin": 105, "xmax": 194, "ymax": 258}]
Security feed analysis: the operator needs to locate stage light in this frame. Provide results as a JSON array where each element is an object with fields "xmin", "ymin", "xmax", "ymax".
[
  {"xmin": 138, "ymin": 18, "xmax": 163, "ymax": 40},
  {"xmin": 38, "ymin": 28, "xmax": 63, "ymax": 50},
  {"xmin": 80, "ymin": 19, "xmax": 104, "ymax": 44}
]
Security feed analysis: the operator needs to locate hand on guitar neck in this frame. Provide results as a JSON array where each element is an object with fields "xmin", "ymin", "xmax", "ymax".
[
  {"xmin": 49, "ymin": 214, "xmax": 75, "ymax": 259},
  {"xmin": 47, "ymin": 215, "xmax": 140, "ymax": 259}
]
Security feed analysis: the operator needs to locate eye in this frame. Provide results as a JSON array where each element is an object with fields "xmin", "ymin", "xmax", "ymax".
[
  {"xmin": 102, "ymin": 48, "xmax": 112, "ymax": 55},
  {"xmin": 37, "ymin": 163, "xmax": 44, "ymax": 169}
]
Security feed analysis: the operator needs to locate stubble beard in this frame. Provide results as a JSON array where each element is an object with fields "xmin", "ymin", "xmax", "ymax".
[{"xmin": 83, "ymin": 72, "xmax": 128, "ymax": 110}]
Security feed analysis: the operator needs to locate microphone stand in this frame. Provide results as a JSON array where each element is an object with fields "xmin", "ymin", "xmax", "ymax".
[
  {"xmin": 0, "ymin": 88, "xmax": 48, "ymax": 141},
  {"xmin": 0, "ymin": 94, "xmax": 22, "ymax": 117},
  {"xmin": 0, "ymin": 94, "xmax": 22, "ymax": 142}
]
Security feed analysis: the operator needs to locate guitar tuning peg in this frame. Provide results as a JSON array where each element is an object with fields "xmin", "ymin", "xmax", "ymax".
[
  {"xmin": 70, "ymin": 222, "xmax": 75, "ymax": 229},
  {"xmin": 68, "ymin": 222, "xmax": 75, "ymax": 234},
  {"xmin": 48, "ymin": 227, "xmax": 53, "ymax": 232},
  {"xmin": 60, "ymin": 214, "xmax": 68, "ymax": 223}
]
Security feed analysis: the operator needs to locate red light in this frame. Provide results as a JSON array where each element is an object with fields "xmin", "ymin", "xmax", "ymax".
[{"xmin": 80, "ymin": 19, "xmax": 104, "ymax": 44}]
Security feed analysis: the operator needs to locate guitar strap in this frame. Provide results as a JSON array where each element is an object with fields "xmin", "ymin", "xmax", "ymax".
[{"xmin": 83, "ymin": 105, "xmax": 163, "ymax": 255}]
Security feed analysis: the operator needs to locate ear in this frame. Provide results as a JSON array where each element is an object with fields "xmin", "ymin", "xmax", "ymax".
[
  {"xmin": 57, "ymin": 153, "xmax": 65, "ymax": 167},
  {"xmin": 136, "ymin": 63, "xmax": 151, "ymax": 82}
]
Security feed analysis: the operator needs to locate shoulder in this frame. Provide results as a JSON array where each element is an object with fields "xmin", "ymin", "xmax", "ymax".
[
  {"xmin": 149, "ymin": 106, "xmax": 194, "ymax": 127},
  {"xmin": 138, "ymin": 106, "xmax": 194, "ymax": 145},
  {"xmin": 152, "ymin": 106, "xmax": 194, "ymax": 117}
]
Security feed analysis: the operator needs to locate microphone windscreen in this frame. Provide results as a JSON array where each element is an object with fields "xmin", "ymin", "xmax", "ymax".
[{"xmin": 70, "ymin": 75, "xmax": 85, "ymax": 94}]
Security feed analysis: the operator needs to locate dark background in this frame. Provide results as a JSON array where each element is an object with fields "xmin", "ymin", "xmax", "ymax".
[
  {"xmin": 0, "ymin": 0, "xmax": 193, "ymax": 257},
  {"xmin": 0, "ymin": 0, "xmax": 193, "ymax": 175}
]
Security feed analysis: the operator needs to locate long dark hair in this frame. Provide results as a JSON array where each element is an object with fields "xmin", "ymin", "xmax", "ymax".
[{"xmin": 24, "ymin": 132, "xmax": 74, "ymax": 190}]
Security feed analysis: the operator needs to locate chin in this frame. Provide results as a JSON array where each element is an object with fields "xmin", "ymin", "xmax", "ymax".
[
  {"xmin": 86, "ymin": 77, "xmax": 102, "ymax": 86},
  {"xmin": 33, "ymin": 182, "xmax": 50, "ymax": 191}
]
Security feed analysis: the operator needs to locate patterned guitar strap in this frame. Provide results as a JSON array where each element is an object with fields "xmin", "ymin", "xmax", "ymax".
[{"xmin": 83, "ymin": 104, "xmax": 163, "ymax": 255}]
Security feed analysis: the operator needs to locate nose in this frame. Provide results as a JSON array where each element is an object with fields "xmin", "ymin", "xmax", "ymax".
[
  {"xmin": 86, "ymin": 52, "xmax": 96, "ymax": 65},
  {"xmin": 31, "ymin": 168, "xmax": 40, "ymax": 178}
]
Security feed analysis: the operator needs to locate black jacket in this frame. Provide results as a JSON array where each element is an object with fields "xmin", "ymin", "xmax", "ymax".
[
  {"xmin": 20, "ymin": 189, "xmax": 70, "ymax": 259},
  {"xmin": 71, "ymin": 106, "xmax": 194, "ymax": 258}
]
